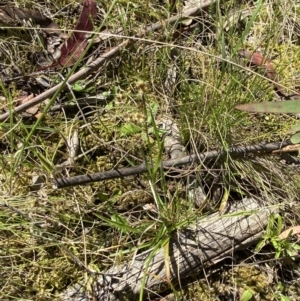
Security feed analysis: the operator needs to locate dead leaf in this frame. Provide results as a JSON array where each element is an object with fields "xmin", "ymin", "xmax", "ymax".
[
  {"xmin": 0, "ymin": 6, "xmax": 60, "ymax": 35},
  {"xmin": 49, "ymin": 0, "xmax": 98, "ymax": 69},
  {"xmin": 278, "ymin": 226, "xmax": 300, "ymax": 240},
  {"xmin": 238, "ymin": 50, "xmax": 300, "ymax": 98},
  {"xmin": 17, "ymin": 93, "xmax": 41, "ymax": 118},
  {"xmin": 238, "ymin": 50, "xmax": 276, "ymax": 80},
  {"xmin": 17, "ymin": 93, "xmax": 34, "ymax": 106}
]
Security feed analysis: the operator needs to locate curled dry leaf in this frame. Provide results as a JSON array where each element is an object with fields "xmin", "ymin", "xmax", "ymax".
[
  {"xmin": 278, "ymin": 226, "xmax": 300, "ymax": 240},
  {"xmin": 17, "ymin": 93, "xmax": 41, "ymax": 118},
  {"xmin": 238, "ymin": 50, "xmax": 300, "ymax": 98},
  {"xmin": 238, "ymin": 50, "xmax": 277, "ymax": 81},
  {"xmin": 47, "ymin": 0, "xmax": 98, "ymax": 69},
  {"xmin": 0, "ymin": 6, "xmax": 60, "ymax": 35}
]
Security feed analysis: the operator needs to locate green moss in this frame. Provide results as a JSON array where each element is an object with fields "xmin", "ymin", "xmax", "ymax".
[{"xmin": 1, "ymin": 0, "xmax": 300, "ymax": 300}]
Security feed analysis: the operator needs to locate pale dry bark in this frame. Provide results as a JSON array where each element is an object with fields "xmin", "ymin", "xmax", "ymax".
[{"xmin": 61, "ymin": 197, "xmax": 276, "ymax": 301}]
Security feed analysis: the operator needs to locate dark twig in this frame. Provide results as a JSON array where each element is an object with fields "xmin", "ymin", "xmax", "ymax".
[
  {"xmin": 53, "ymin": 140, "xmax": 291, "ymax": 189},
  {"xmin": 0, "ymin": 0, "xmax": 215, "ymax": 122}
]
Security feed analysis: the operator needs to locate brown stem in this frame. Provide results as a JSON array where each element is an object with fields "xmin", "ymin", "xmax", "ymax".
[{"xmin": 53, "ymin": 140, "xmax": 291, "ymax": 189}]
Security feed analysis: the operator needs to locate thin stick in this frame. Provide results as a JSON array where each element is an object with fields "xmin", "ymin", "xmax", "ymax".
[
  {"xmin": 53, "ymin": 140, "xmax": 291, "ymax": 189},
  {"xmin": 0, "ymin": 0, "xmax": 215, "ymax": 122}
]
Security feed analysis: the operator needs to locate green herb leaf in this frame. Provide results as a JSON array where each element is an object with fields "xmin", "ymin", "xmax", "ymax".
[
  {"xmin": 240, "ymin": 289, "xmax": 253, "ymax": 301},
  {"xmin": 120, "ymin": 123, "xmax": 142, "ymax": 137},
  {"xmin": 290, "ymin": 132, "xmax": 300, "ymax": 144}
]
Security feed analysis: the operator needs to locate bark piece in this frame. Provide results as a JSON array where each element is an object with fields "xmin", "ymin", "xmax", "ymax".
[
  {"xmin": 162, "ymin": 118, "xmax": 186, "ymax": 160},
  {"xmin": 61, "ymin": 197, "xmax": 275, "ymax": 301}
]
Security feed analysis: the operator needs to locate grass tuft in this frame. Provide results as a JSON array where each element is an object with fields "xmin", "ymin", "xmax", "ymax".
[{"xmin": 0, "ymin": 0, "xmax": 300, "ymax": 300}]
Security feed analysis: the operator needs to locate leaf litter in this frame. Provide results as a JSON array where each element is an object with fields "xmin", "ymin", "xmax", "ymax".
[
  {"xmin": 46, "ymin": 0, "xmax": 98, "ymax": 69},
  {"xmin": 0, "ymin": 0, "xmax": 300, "ymax": 300}
]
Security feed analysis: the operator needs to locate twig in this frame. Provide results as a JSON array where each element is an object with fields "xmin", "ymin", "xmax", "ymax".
[
  {"xmin": 53, "ymin": 140, "xmax": 291, "ymax": 189},
  {"xmin": 0, "ymin": 0, "xmax": 215, "ymax": 122}
]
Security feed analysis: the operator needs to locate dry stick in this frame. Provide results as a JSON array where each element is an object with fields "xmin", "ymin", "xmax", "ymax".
[
  {"xmin": 53, "ymin": 140, "xmax": 291, "ymax": 189},
  {"xmin": 0, "ymin": 0, "xmax": 215, "ymax": 122}
]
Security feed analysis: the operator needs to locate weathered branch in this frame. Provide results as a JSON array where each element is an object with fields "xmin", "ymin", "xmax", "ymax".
[
  {"xmin": 61, "ymin": 197, "xmax": 276, "ymax": 301},
  {"xmin": 0, "ymin": 0, "xmax": 215, "ymax": 122},
  {"xmin": 53, "ymin": 140, "xmax": 291, "ymax": 188}
]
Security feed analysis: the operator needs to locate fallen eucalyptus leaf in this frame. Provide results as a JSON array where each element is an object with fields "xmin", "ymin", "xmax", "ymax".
[
  {"xmin": 48, "ymin": 0, "xmax": 98, "ymax": 69},
  {"xmin": 236, "ymin": 100, "xmax": 300, "ymax": 113},
  {"xmin": 278, "ymin": 226, "xmax": 300, "ymax": 240}
]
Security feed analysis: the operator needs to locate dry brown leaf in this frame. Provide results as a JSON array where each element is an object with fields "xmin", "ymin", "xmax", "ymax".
[
  {"xmin": 238, "ymin": 50, "xmax": 277, "ymax": 81},
  {"xmin": 238, "ymin": 50, "xmax": 300, "ymax": 98},
  {"xmin": 17, "ymin": 93, "xmax": 34, "ymax": 106},
  {"xmin": 47, "ymin": 0, "xmax": 98, "ymax": 69},
  {"xmin": 278, "ymin": 226, "xmax": 300, "ymax": 240},
  {"xmin": 17, "ymin": 93, "xmax": 41, "ymax": 118},
  {"xmin": 0, "ymin": 6, "xmax": 60, "ymax": 34}
]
